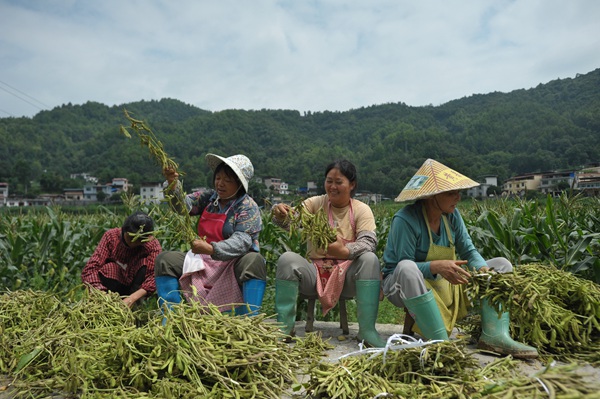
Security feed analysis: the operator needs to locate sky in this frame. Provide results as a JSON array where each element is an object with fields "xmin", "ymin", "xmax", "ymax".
[{"xmin": 1, "ymin": 0, "xmax": 599, "ymax": 118}]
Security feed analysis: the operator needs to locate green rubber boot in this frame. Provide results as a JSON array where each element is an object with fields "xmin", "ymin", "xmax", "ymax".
[
  {"xmin": 477, "ymin": 299, "xmax": 539, "ymax": 359},
  {"xmin": 275, "ymin": 279, "xmax": 299, "ymax": 336},
  {"xmin": 403, "ymin": 290, "xmax": 449, "ymax": 341},
  {"xmin": 355, "ymin": 280, "xmax": 387, "ymax": 347}
]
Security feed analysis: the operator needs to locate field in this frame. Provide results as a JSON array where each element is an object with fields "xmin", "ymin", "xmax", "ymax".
[{"xmin": 1, "ymin": 194, "xmax": 600, "ymax": 398}]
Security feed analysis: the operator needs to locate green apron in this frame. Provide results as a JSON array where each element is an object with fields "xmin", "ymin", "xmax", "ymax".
[{"xmin": 413, "ymin": 207, "xmax": 469, "ymax": 337}]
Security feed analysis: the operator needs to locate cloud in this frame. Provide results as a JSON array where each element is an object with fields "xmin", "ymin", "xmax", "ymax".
[{"xmin": 1, "ymin": 0, "xmax": 599, "ymax": 117}]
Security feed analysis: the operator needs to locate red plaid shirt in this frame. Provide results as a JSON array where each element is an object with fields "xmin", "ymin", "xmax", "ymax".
[{"xmin": 81, "ymin": 228, "xmax": 161, "ymax": 293}]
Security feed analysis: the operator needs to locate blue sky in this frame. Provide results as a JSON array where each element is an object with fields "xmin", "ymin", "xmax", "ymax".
[{"xmin": 1, "ymin": 0, "xmax": 599, "ymax": 118}]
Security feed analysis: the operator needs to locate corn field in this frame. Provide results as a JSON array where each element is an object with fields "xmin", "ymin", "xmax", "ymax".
[{"xmin": 1, "ymin": 193, "xmax": 599, "ymax": 317}]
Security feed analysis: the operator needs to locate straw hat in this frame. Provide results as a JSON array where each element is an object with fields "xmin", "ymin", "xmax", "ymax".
[
  {"xmin": 205, "ymin": 153, "xmax": 254, "ymax": 193},
  {"xmin": 394, "ymin": 159, "xmax": 479, "ymax": 202}
]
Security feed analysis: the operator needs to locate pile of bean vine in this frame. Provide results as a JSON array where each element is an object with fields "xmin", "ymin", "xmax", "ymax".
[
  {"xmin": 465, "ymin": 263, "xmax": 600, "ymax": 364},
  {"xmin": 304, "ymin": 339, "xmax": 600, "ymax": 398},
  {"xmin": 0, "ymin": 288, "xmax": 327, "ymax": 398}
]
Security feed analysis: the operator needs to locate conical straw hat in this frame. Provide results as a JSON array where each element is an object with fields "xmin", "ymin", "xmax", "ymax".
[{"xmin": 395, "ymin": 159, "xmax": 479, "ymax": 202}]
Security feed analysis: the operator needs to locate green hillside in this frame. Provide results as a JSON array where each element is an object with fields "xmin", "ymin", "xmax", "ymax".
[{"xmin": 1, "ymin": 68, "xmax": 598, "ymax": 198}]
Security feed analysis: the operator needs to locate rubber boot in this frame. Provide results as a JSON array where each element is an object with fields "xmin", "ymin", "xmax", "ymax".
[
  {"xmin": 155, "ymin": 276, "xmax": 181, "ymax": 324},
  {"xmin": 477, "ymin": 299, "xmax": 539, "ymax": 359},
  {"xmin": 403, "ymin": 290, "xmax": 449, "ymax": 341},
  {"xmin": 237, "ymin": 279, "xmax": 266, "ymax": 316},
  {"xmin": 275, "ymin": 279, "xmax": 299, "ymax": 336},
  {"xmin": 355, "ymin": 280, "xmax": 387, "ymax": 348}
]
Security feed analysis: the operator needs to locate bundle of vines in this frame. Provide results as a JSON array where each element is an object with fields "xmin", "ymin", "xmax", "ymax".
[
  {"xmin": 304, "ymin": 340, "xmax": 600, "ymax": 398},
  {"xmin": 466, "ymin": 263, "xmax": 600, "ymax": 364},
  {"xmin": 120, "ymin": 110, "xmax": 197, "ymax": 244},
  {"xmin": 285, "ymin": 205, "xmax": 338, "ymax": 251},
  {"xmin": 0, "ymin": 288, "xmax": 329, "ymax": 398}
]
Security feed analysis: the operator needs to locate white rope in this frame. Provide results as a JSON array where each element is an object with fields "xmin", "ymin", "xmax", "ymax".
[
  {"xmin": 534, "ymin": 377, "xmax": 550, "ymax": 395},
  {"xmin": 336, "ymin": 333, "xmax": 444, "ymax": 365}
]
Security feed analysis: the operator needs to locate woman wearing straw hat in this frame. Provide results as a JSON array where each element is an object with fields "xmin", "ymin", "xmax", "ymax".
[
  {"xmin": 382, "ymin": 159, "xmax": 538, "ymax": 359},
  {"xmin": 154, "ymin": 153, "xmax": 266, "ymax": 317},
  {"xmin": 272, "ymin": 159, "xmax": 387, "ymax": 348}
]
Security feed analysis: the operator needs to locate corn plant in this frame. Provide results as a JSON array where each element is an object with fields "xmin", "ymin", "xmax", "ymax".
[{"xmin": 465, "ymin": 194, "xmax": 600, "ymax": 283}]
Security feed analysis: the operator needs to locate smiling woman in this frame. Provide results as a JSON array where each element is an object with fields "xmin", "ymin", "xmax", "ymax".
[{"xmin": 271, "ymin": 159, "xmax": 387, "ymax": 348}]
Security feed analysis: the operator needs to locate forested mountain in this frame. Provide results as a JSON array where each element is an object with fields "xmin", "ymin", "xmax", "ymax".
[{"xmin": 1, "ymin": 68, "xmax": 599, "ymax": 198}]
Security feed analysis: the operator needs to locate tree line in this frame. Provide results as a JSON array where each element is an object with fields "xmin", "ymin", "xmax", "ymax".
[{"xmin": 0, "ymin": 68, "xmax": 598, "ymax": 199}]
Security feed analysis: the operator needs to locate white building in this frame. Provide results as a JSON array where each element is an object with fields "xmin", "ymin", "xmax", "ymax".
[
  {"xmin": 279, "ymin": 182, "xmax": 290, "ymax": 195},
  {"xmin": 140, "ymin": 182, "xmax": 165, "ymax": 204},
  {"xmin": 0, "ymin": 182, "xmax": 8, "ymax": 205},
  {"xmin": 466, "ymin": 176, "xmax": 498, "ymax": 198}
]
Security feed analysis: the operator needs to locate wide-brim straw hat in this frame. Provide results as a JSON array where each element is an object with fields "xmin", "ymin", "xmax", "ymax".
[
  {"xmin": 205, "ymin": 153, "xmax": 254, "ymax": 193},
  {"xmin": 395, "ymin": 158, "xmax": 479, "ymax": 202}
]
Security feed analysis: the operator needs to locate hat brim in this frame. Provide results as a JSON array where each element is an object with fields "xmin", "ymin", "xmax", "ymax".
[
  {"xmin": 205, "ymin": 154, "xmax": 249, "ymax": 193},
  {"xmin": 394, "ymin": 159, "xmax": 479, "ymax": 202}
]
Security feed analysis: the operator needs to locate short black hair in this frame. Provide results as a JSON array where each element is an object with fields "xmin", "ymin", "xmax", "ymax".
[
  {"xmin": 122, "ymin": 211, "xmax": 154, "ymax": 234},
  {"xmin": 325, "ymin": 159, "xmax": 358, "ymax": 196}
]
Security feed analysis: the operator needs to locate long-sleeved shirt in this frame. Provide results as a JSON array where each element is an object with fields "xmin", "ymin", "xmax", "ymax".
[
  {"xmin": 81, "ymin": 228, "xmax": 162, "ymax": 293},
  {"xmin": 168, "ymin": 182, "xmax": 262, "ymax": 260},
  {"xmin": 382, "ymin": 202, "xmax": 486, "ymax": 279}
]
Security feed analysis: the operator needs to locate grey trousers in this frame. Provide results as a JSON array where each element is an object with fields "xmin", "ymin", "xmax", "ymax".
[
  {"xmin": 276, "ymin": 251, "xmax": 381, "ymax": 299},
  {"xmin": 382, "ymin": 257, "xmax": 512, "ymax": 308},
  {"xmin": 154, "ymin": 251, "xmax": 267, "ymax": 285}
]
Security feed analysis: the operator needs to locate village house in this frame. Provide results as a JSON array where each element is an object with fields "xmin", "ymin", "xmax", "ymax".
[
  {"xmin": 83, "ymin": 178, "xmax": 130, "ymax": 202},
  {"xmin": 466, "ymin": 176, "xmax": 498, "ymax": 199},
  {"xmin": 140, "ymin": 182, "xmax": 165, "ymax": 205},
  {"xmin": 502, "ymin": 173, "xmax": 543, "ymax": 197},
  {"xmin": 539, "ymin": 171, "xmax": 575, "ymax": 196},
  {"xmin": 0, "ymin": 182, "xmax": 8, "ymax": 206},
  {"xmin": 575, "ymin": 163, "xmax": 600, "ymax": 197}
]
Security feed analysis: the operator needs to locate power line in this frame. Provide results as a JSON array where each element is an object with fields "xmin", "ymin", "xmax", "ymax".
[
  {"xmin": 0, "ymin": 107, "xmax": 16, "ymax": 117},
  {"xmin": 0, "ymin": 80, "xmax": 49, "ymax": 112}
]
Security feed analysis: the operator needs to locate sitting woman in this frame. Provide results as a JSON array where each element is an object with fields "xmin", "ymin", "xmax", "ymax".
[
  {"xmin": 154, "ymin": 153, "xmax": 266, "ymax": 316},
  {"xmin": 382, "ymin": 158, "xmax": 538, "ymax": 359},
  {"xmin": 272, "ymin": 159, "xmax": 386, "ymax": 348}
]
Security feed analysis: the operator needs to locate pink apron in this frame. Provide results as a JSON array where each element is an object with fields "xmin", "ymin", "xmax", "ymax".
[
  {"xmin": 179, "ymin": 203, "xmax": 242, "ymax": 311},
  {"xmin": 314, "ymin": 201, "xmax": 356, "ymax": 315}
]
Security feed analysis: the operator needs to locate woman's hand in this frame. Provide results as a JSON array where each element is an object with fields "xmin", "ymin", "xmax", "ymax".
[
  {"xmin": 163, "ymin": 167, "xmax": 179, "ymax": 188},
  {"xmin": 123, "ymin": 288, "xmax": 147, "ymax": 308},
  {"xmin": 122, "ymin": 296, "xmax": 137, "ymax": 308},
  {"xmin": 191, "ymin": 238, "xmax": 214, "ymax": 255},
  {"xmin": 272, "ymin": 203, "xmax": 291, "ymax": 221},
  {"xmin": 324, "ymin": 236, "xmax": 349, "ymax": 259},
  {"xmin": 430, "ymin": 260, "xmax": 471, "ymax": 285}
]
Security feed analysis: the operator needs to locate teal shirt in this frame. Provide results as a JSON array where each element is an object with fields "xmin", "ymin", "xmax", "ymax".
[{"xmin": 382, "ymin": 202, "xmax": 486, "ymax": 279}]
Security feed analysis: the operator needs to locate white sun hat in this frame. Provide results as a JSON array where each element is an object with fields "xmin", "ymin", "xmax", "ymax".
[
  {"xmin": 205, "ymin": 153, "xmax": 254, "ymax": 193},
  {"xmin": 395, "ymin": 158, "xmax": 479, "ymax": 202}
]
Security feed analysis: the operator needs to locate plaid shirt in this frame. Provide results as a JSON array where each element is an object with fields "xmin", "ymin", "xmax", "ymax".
[{"xmin": 81, "ymin": 228, "xmax": 162, "ymax": 293}]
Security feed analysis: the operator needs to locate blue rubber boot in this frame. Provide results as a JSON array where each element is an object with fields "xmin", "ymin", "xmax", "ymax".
[
  {"xmin": 155, "ymin": 276, "xmax": 181, "ymax": 324},
  {"xmin": 237, "ymin": 279, "xmax": 266, "ymax": 316}
]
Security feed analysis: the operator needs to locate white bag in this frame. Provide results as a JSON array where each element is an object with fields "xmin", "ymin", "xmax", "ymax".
[{"xmin": 182, "ymin": 250, "xmax": 205, "ymax": 276}]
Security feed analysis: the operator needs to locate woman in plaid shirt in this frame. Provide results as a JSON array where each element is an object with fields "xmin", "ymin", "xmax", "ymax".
[{"xmin": 81, "ymin": 211, "xmax": 162, "ymax": 307}]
